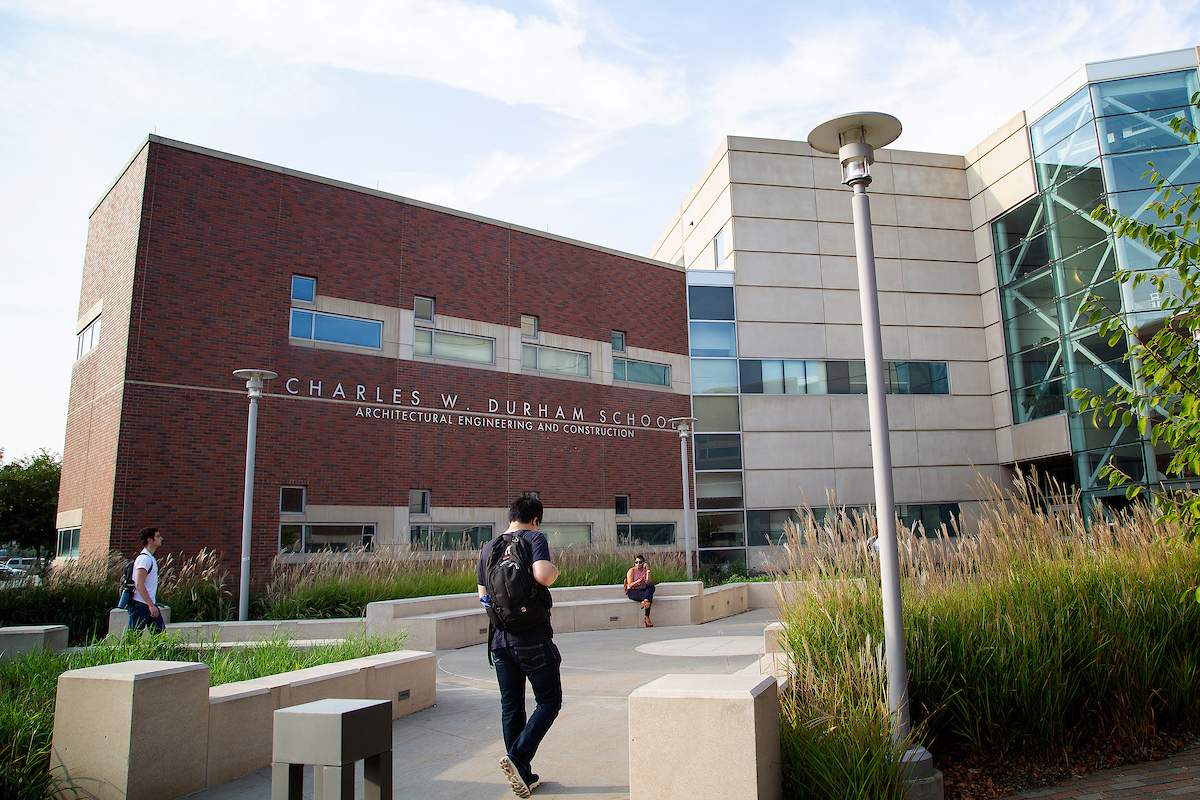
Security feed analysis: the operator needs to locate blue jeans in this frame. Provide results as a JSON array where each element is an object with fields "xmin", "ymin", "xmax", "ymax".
[
  {"xmin": 492, "ymin": 639, "xmax": 562, "ymax": 781},
  {"xmin": 128, "ymin": 600, "xmax": 165, "ymax": 633}
]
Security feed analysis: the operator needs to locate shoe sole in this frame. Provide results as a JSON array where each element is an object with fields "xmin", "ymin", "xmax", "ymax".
[{"xmin": 500, "ymin": 755, "xmax": 531, "ymax": 798}]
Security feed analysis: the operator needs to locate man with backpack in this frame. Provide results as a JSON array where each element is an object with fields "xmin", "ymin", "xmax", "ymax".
[
  {"xmin": 128, "ymin": 526, "xmax": 165, "ymax": 633},
  {"xmin": 478, "ymin": 495, "xmax": 561, "ymax": 798}
]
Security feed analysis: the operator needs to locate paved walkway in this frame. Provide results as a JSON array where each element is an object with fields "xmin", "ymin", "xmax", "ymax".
[
  {"xmin": 191, "ymin": 609, "xmax": 780, "ymax": 800},
  {"xmin": 1002, "ymin": 747, "xmax": 1200, "ymax": 799}
]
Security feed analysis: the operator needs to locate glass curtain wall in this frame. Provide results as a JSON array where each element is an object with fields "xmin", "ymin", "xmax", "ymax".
[
  {"xmin": 687, "ymin": 278, "xmax": 747, "ymax": 572},
  {"xmin": 994, "ymin": 68, "xmax": 1199, "ymax": 507}
]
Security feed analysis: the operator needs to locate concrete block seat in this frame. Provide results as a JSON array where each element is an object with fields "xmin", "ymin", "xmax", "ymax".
[
  {"xmin": 365, "ymin": 582, "xmax": 706, "ymax": 650},
  {"xmin": 0, "ymin": 624, "xmax": 68, "ymax": 661}
]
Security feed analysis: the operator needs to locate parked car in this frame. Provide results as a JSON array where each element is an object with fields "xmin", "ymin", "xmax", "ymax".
[
  {"xmin": 5, "ymin": 557, "xmax": 37, "ymax": 572},
  {"xmin": 0, "ymin": 565, "xmax": 39, "ymax": 586}
]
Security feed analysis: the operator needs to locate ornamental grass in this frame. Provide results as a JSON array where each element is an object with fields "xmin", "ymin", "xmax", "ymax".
[{"xmin": 777, "ymin": 476, "xmax": 1200, "ymax": 799}]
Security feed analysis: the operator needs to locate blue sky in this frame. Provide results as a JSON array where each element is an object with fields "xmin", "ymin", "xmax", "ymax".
[{"xmin": 2, "ymin": 0, "xmax": 1199, "ymax": 462}]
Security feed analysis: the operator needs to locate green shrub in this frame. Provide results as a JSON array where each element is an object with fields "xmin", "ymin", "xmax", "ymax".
[
  {"xmin": 777, "ymin": 479, "xmax": 1200, "ymax": 797},
  {"xmin": 0, "ymin": 630, "xmax": 404, "ymax": 800}
]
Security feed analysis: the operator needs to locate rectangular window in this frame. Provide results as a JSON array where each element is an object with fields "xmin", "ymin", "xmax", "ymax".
[
  {"xmin": 408, "ymin": 489, "xmax": 430, "ymax": 515},
  {"xmin": 410, "ymin": 524, "xmax": 493, "ymax": 551},
  {"xmin": 615, "ymin": 495, "xmax": 630, "ymax": 516},
  {"xmin": 689, "ymin": 321, "xmax": 737, "ymax": 357},
  {"xmin": 415, "ymin": 329, "xmax": 495, "ymax": 364},
  {"xmin": 694, "ymin": 434, "xmax": 742, "ymax": 470},
  {"xmin": 291, "ymin": 309, "xmax": 382, "ymax": 349},
  {"xmin": 696, "ymin": 511, "xmax": 746, "ymax": 548},
  {"xmin": 521, "ymin": 315, "xmax": 538, "ymax": 338},
  {"xmin": 691, "ymin": 359, "xmax": 738, "ymax": 394},
  {"xmin": 747, "ymin": 510, "xmax": 802, "ymax": 547},
  {"xmin": 612, "ymin": 330, "xmax": 626, "ymax": 352},
  {"xmin": 688, "ymin": 286, "xmax": 735, "ymax": 320},
  {"xmin": 280, "ymin": 524, "xmax": 376, "ymax": 553},
  {"xmin": 613, "ymin": 358, "xmax": 670, "ymax": 386},
  {"xmin": 714, "ymin": 225, "xmax": 727, "ymax": 266},
  {"xmin": 693, "ymin": 396, "xmax": 739, "ymax": 432},
  {"xmin": 897, "ymin": 503, "xmax": 961, "ymax": 537},
  {"xmin": 738, "ymin": 359, "xmax": 808, "ymax": 394},
  {"xmin": 76, "ymin": 315, "xmax": 101, "ymax": 360},
  {"xmin": 56, "ymin": 528, "xmax": 81, "ymax": 559},
  {"xmin": 291, "ymin": 275, "xmax": 316, "ymax": 303},
  {"xmin": 617, "ymin": 523, "xmax": 676, "ymax": 546},
  {"xmin": 280, "ymin": 487, "xmax": 305, "ymax": 514},
  {"xmin": 539, "ymin": 523, "xmax": 591, "ymax": 548},
  {"xmin": 414, "ymin": 296, "xmax": 434, "ymax": 321},
  {"xmin": 523, "ymin": 344, "xmax": 590, "ymax": 376},
  {"xmin": 695, "ymin": 472, "xmax": 744, "ymax": 510}
]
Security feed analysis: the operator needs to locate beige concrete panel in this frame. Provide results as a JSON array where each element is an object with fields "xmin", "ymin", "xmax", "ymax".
[
  {"xmin": 285, "ymin": 662, "xmax": 367, "ymax": 707},
  {"xmin": 903, "ymin": 293, "xmax": 983, "ymax": 328},
  {"xmin": 984, "ymin": 322, "xmax": 1006, "ymax": 362},
  {"xmin": 982, "ymin": 163, "xmax": 1037, "ymax": 221},
  {"xmin": 920, "ymin": 465, "xmax": 999, "ymax": 501},
  {"xmin": 738, "ymin": 322, "xmax": 827, "ymax": 358},
  {"xmin": 897, "ymin": 227, "xmax": 977, "ymax": 263},
  {"xmin": 816, "ymin": 189, "xmax": 898, "ymax": 226},
  {"xmin": 977, "ymin": 253, "xmax": 999, "ymax": 293},
  {"xmin": 908, "ymin": 326, "xmax": 987, "ymax": 361},
  {"xmin": 743, "ymin": 431, "xmax": 834, "ymax": 470},
  {"xmin": 207, "ymin": 684, "xmax": 275, "ymax": 786},
  {"xmin": 882, "ymin": 326, "xmax": 911, "ymax": 360},
  {"xmin": 744, "ymin": 468, "xmax": 836, "ymax": 509},
  {"xmin": 729, "ymin": 150, "xmax": 815, "ymax": 188},
  {"xmin": 992, "ymin": 391, "xmax": 1014, "ymax": 430},
  {"xmin": 833, "ymin": 468, "xmax": 876, "ymax": 505},
  {"xmin": 916, "ymin": 430, "xmax": 999, "ymax": 465},
  {"xmin": 895, "ymin": 196, "xmax": 973, "ymax": 230},
  {"xmin": 817, "ymin": 221, "xmax": 901, "ymax": 259},
  {"xmin": 823, "ymin": 289, "xmax": 907, "ymax": 326},
  {"xmin": 946, "ymin": 360, "xmax": 991, "ymax": 396},
  {"xmin": 1011, "ymin": 414, "xmax": 1071, "ymax": 461},
  {"xmin": 820, "ymin": 255, "xmax": 903, "ymax": 291},
  {"xmin": 988, "ymin": 356, "xmax": 1010, "ymax": 398},
  {"xmin": 741, "ymin": 395, "xmax": 832, "ymax": 432},
  {"xmin": 970, "ymin": 194, "xmax": 988, "ymax": 233},
  {"xmin": 629, "ymin": 674, "xmax": 781, "ymax": 800},
  {"xmin": 736, "ymin": 217, "xmax": 819, "ymax": 254},
  {"xmin": 732, "ymin": 184, "xmax": 817, "ymax": 220},
  {"xmin": 824, "ymin": 324, "xmax": 865, "ymax": 359},
  {"xmin": 889, "ymin": 396, "xmax": 916, "ymax": 430},
  {"xmin": 887, "ymin": 150, "xmax": 965, "ymax": 169},
  {"xmin": 891, "ymin": 164, "xmax": 969, "ymax": 200},
  {"xmin": 890, "ymin": 431, "xmax": 920, "ymax": 467},
  {"xmin": 736, "ymin": 285, "xmax": 825, "ymax": 323},
  {"xmin": 729, "ymin": 135, "xmax": 813, "ymax": 156},
  {"xmin": 912, "ymin": 396, "xmax": 993, "ymax": 431},
  {"xmin": 359, "ymin": 651, "xmax": 437, "ymax": 718},
  {"xmin": 52, "ymin": 660, "xmax": 210, "ymax": 800},
  {"xmin": 812, "ymin": 154, "xmax": 844, "ymax": 190},
  {"xmin": 833, "ymin": 431, "xmax": 871, "ymax": 468},
  {"xmin": 901, "ymin": 260, "xmax": 980, "ymax": 295},
  {"xmin": 830, "ymin": 396, "xmax": 869, "ymax": 431},
  {"xmin": 683, "ymin": 184, "xmax": 732, "ymax": 265},
  {"xmin": 966, "ymin": 163, "xmax": 984, "ymax": 201},
  {"xmin": 996, "ymin": 426, "xmax": 1015, "ymax": 464},
  {"xmin": 966, "ymin": 111, "xmax": 1028, "ymax": 165},
  {"xmin": 972, "ymin": 127, "xmax": 1034, "ymax": 189},
  {"xmin": 734, "ymin": 252, "xmax": 822, "ymax": 288},
  {"xmin": 981, "ymin": 287, "xmax": 1001, "ymax": 327}
]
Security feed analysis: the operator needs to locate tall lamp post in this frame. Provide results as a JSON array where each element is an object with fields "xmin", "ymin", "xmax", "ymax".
[
  {"xmin": 668, "ymin": 417, "xmax": 697, "ymax": 580},
  {"xmin": 233, "ymin": 368, "xmax": 278, "ymax": 622},
  {"xmin": 806, "ymin": 114, "xmax": 920, "ymax": 750}
]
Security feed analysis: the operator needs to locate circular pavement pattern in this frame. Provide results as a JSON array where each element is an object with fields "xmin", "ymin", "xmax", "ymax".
[{"xmin": 634, "ymin": 636, "xmax": 764, "ymax": 657}]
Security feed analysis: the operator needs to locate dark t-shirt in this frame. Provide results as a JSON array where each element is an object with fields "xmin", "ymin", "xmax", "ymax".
[{"xmin": 478, "ymin": 528, "xmax": 554, "ymax": 649}]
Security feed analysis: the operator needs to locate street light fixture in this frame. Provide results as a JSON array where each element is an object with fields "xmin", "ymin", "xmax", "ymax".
[
  {"xmin": 668, "ymin": 417, "xmax": 697, "ymax": 580},
  {"xmin": 233, "ymin": 368, "xmax": 278, "ymax": 622},
  {"xmin": 807, "ymin": 112, "xmax": 915, "ymax": 742}
]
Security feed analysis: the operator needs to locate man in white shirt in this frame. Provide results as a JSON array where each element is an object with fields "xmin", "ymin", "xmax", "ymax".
[{"xmin": 130, "ymin": 527, "xmax": 164, "ymax": 633}]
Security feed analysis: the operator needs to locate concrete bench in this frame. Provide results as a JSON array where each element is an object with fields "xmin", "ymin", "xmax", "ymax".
[
  {"xmin": 107, "ymin": 608, "xmax": 367, "ymax": 642},
  {"xmin": 0, "ymin": 624, "xmax": 68, "ymax": 661},
  {"xmin": 51, "ymin": 650, "xmax": 436, "ymax": 797}
]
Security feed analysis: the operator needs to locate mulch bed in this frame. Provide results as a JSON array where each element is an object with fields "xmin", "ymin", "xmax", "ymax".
[{"xmin": 938, "ymin": 726, "xmax": 1200, "ymax": 800}]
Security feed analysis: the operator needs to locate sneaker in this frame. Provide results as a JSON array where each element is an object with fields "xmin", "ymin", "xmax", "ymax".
[
  {"xmin": 528, "ymin": 774, "xmax": 541, "ymax": 792},
  {"xmin": 644, "ymin": 617, "xmax": 653, "ymax": 627},
  {"xmin": 500, "ymin": 755, "xmax": 531, "ymax": 798}
]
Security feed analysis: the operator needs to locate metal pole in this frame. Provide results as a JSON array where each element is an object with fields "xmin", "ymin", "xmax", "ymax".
[
  {"xmin": 850, "ymin": 182, "xmax": 910, "ymax": 743},
  {"xmin": 238, "ymin": 378, "xmax": 261, "ymax": 622},
  {"xmin": 679, "ymin": 427, "xmax": 694, "ymax": 580}
]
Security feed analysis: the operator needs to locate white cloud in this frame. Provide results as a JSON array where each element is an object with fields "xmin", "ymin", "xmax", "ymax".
[
  {"xmin": 703, "ymin": 0, "xmax": 1200, "ymax": 155},
  {"xmin": 2, "ymin": 0, "xmax": 689, "ymax": 129}
]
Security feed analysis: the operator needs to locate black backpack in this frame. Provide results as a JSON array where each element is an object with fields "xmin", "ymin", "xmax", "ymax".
[
  {"xmin": 119, "ymin": 557, "xmax": 151, "ymax": 600},
  {"xmin": 484, "ymin": 532, "xmax": 551, "ymax": 634}
]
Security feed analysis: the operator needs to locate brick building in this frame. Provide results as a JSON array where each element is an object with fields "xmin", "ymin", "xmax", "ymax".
[{"xmin": 55, "ymin": 137, "xmax": 692, "ymax": 575}]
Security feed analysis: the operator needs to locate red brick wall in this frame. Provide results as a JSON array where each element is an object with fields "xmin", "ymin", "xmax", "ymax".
[
  {"xmin": 59, "ymin": 146, "xmax": 149, "ymax": 558},
  {"xmin": 90, "ymin": 141, "xmax": 689, "ymax": 573}
]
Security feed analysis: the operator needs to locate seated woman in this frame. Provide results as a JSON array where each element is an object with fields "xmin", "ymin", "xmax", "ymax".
[{"xmin": 624, "ymin": 554, "xmax": 655, "ymax": 627}]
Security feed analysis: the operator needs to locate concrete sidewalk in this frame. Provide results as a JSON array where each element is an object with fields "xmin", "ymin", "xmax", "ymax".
[{"xmin": 191, "ymin": 608, "xmax": 781, "ymax": 800}]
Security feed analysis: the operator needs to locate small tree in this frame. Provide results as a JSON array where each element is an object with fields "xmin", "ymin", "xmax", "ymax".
[
  {"xmin": 0, "ymin": 449, "xmax": 62, "ymax": 563},
  {"xmin": 1071, "ymin": 93, "xmax": 1200, "ymax": 542}
]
